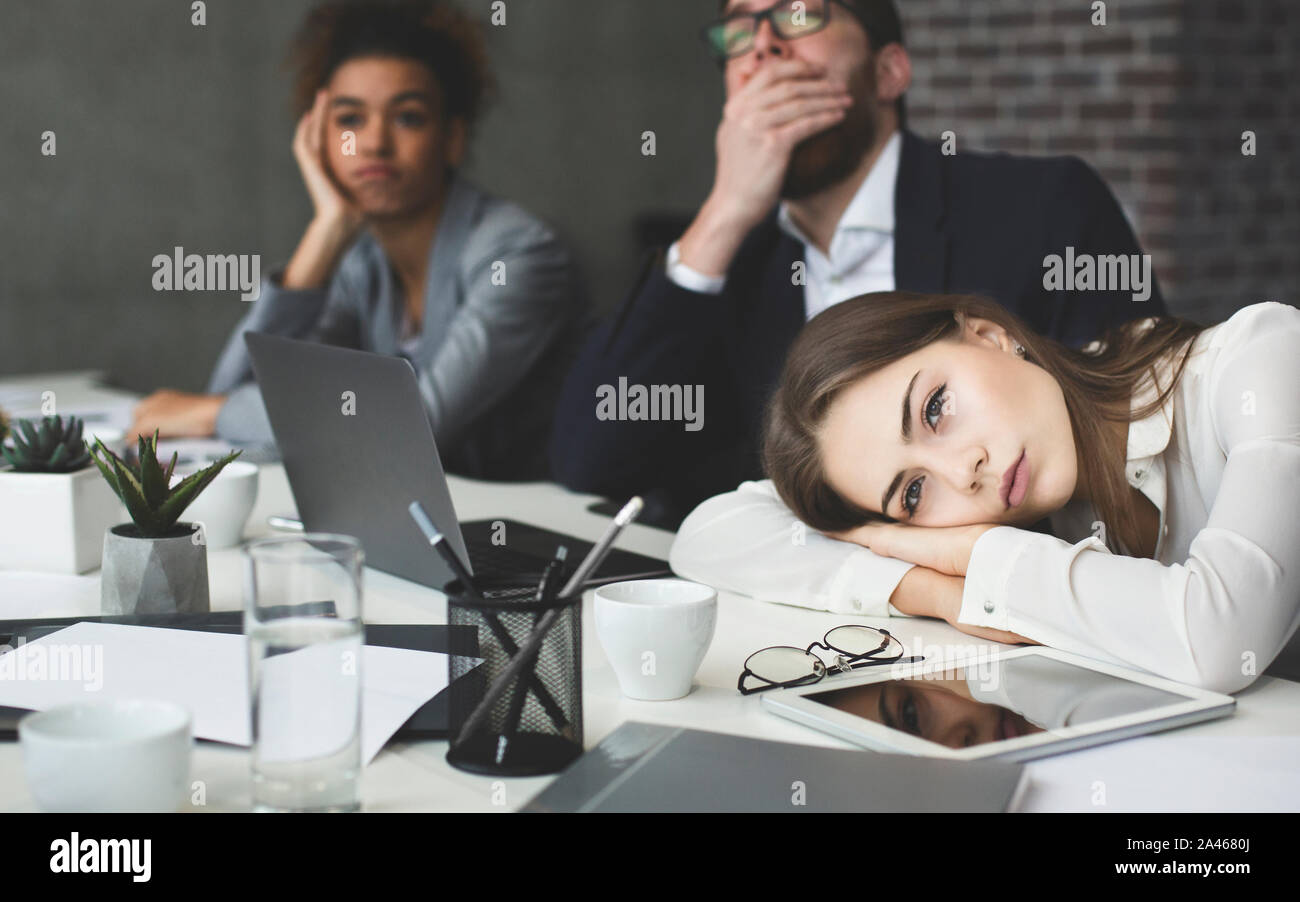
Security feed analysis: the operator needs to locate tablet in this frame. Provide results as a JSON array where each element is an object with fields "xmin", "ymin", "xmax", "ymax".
[{"xmin": 761, "ymin": 646, "xmax": 1236, "ymax": 761}]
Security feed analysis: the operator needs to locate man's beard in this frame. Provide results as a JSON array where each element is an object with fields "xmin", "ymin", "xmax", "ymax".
[{"xmin": 780, "ymin": 68, "xmax": 878, "ymax": 201}]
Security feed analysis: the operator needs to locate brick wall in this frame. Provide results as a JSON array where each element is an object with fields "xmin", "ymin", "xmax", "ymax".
[{"xmin": 900, "ymin": 0, "xmax": 1298, "ymax": 323}]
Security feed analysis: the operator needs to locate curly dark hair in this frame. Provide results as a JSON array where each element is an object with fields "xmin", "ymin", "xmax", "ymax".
[{"xmin": 288, "ymin": 0, "xmax": 493, "ymax": 123}]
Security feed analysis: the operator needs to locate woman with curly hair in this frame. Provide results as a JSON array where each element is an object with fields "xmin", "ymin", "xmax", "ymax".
[{"xmin": 132, "ymin": 0, "xmax": 586, "ymax": 479}]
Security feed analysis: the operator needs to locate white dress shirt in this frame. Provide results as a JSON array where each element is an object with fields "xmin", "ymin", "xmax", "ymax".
[
  {"xmin": 665, "ymin": 130, "xmax": 900, "ymax": 321},
  {"xmin": 669, "ymin": 303, "xmax": 1300, "ymax": 694}
]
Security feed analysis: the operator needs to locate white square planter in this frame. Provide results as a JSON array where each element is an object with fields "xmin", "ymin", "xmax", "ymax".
[{"xmin": 0, "ymin": 467, "xmax": 125, "ymax": 574}]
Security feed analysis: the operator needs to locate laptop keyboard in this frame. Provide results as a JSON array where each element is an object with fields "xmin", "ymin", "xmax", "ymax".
[
  {"xmin": 466, "ymin": 540, "xmax": 548, "ymax": 582},
  {"xmin": 459, "ymin": 519, "xmax": 670, "ymax": 599}
]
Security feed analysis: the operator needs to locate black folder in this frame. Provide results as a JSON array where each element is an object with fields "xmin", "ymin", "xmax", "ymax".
[{"xmin": 0, "ymin": 610, "xmax": 478, "ymax": 743}]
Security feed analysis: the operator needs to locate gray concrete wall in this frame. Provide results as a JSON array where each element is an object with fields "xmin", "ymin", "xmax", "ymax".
[
  {"xmin": 2, "ymin": 1, "xmax": 1291, "ymax": 393},
  {"xmin": 0, "ymin": 0, "xmax": 721, "ymax": 391}
]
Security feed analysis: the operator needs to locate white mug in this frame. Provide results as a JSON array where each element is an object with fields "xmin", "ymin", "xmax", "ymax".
[
  {"xmin": 175, "ymin": 461, "xmax": 259, "ymax": 549},
  {"xmin": 19, "ymin": 699, "xmax": 193, "ymax": 813},
  {"xmin": 85, "ymin": 426, "xmax": 127, "ymax": 458},
  {"xmin": 594, "ymin": 578, "xmax": 717, "ymax": 700}
]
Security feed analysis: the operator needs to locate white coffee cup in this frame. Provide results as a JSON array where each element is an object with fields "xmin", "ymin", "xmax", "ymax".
[
  {"xmin": 85, "ymin": 426, "xmax": 127, "ymax": 458},
  {"xmin": 175, "ymin": 461, "xmax": 259, "ymax": 549},
  {"xmin": 19, "ymin": 699, "xmax": 193, "ymax": 813},
  {"xmin": 594, "ymin": 578, "xmax": 717, "ymax": 700}
]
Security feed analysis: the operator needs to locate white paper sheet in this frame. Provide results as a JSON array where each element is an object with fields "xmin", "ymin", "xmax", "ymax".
[
  {"xmin": 0, "ymin": 572, "xmax": 102, "ymax": 621},
  {"xmin": 0, "ymin": 622, "xmax": 461, "ymax": 765},
  {"xmin": 1018, "ymin": 734, "xmax": 1300, "ymax": 812},
  {"xmin": 0, "ymin": 398, "xmax": 137, "ymax": 431}
]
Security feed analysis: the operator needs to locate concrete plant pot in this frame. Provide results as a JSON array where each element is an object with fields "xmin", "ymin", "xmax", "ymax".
[
  {"xmin": 0, "ymin": 466, "xmax": 125, "ymax": 574},
  {"xmin": 100, "ymin": 523, "xmax": 211, "ymax": 615}
]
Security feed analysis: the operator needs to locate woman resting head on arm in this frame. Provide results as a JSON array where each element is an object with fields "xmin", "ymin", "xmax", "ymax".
[
  {"xmin": 765, "ymin": 290, "xmax": 1199, "ymax": 557},
  {"xmin": 766, "ymin": 292, "xmax": 1300, "ymax": 691},
  {"xmin": 766, "ymin": 292, "xmax": 1198, "ymax": 636}
]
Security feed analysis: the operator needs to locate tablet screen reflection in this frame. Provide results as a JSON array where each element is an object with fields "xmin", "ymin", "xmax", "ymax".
[
  {"xmin": 803, "ymin": 654, "xmax": 1191, "ymax": 749},
  {"xmin": 806, "ymin": 669, "xmax": 1043, "ymax": 749}
]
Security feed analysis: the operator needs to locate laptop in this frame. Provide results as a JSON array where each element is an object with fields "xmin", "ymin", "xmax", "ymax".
[{"xmin": 244, "ymin": 332, "xmax": 670, "ymax": 596}]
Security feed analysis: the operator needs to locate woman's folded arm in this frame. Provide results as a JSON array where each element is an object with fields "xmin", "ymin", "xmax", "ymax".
[
  {"xmin": 669, "ymin": 479, "xmax": 915, "ymax": 616},
  {"xmin": 207, "ymin": 263, "xmax": 364, "ymax": 444},
  {"xmin": 958, "ymin": 456, "xmax": 1299, "ymax": 694}
]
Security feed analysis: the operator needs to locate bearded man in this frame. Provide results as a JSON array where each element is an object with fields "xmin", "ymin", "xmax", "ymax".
[{"xmin": 551, "ymin": 0, "xmax": 1163, "ymax": 522}]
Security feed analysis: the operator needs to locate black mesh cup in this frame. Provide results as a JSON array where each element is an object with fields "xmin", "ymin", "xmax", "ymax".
[{"xmin": 445, "ymin": 579, "xmax": 584, "ymax": 776}]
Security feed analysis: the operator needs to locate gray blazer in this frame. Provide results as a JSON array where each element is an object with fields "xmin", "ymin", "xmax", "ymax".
[{"xmin": 206, "ymin": 176, "xmax": 586, "ymax": 480}]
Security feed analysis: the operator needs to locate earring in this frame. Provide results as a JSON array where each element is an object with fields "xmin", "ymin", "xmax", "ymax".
[{"xmin": 1015, "ymin": 343, "xmax": 1026, "ymax": 358}]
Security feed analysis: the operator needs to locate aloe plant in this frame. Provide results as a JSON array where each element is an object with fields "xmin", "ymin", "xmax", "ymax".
[
  {"xmin": 1, "ymin": 415, "xmax": 92, "ymax": 473},
  {"xmin": 91, "ymin": 431, "xmax": 241, "ymax": 538}
]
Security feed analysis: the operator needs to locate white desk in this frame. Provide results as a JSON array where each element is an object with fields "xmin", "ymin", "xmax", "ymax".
[{"xmin": 2, "ymin": 375, "xmax": 1298, "ymax": 812}]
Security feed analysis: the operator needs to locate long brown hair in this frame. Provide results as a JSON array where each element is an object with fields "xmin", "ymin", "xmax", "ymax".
[{"xmin": 763, "ymin": 292, "xmax": 1203, "ymax": 556}]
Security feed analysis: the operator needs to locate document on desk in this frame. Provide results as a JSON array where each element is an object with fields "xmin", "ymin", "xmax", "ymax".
[
  {"xmin": 0, "ymin": 622, "xmax": 458, "ymax": 765},
  {"xmin": 0, "ymin": 393, "xmax": 136, "ymax": 431},
  {"xmin": 0, "ymin": 572, "xmax": 102, "ymax": 621},
  {"xmin": 1019, "ymin": 734, "xmax": 1300, "ymax": 812}
]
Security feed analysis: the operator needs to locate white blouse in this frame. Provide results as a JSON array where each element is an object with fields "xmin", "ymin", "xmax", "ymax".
[{"xmin": 669, "ymin": 302, "xmax": 1300, "ymax": 694}]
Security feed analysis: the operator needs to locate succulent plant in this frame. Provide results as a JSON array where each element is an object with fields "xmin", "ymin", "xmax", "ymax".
[
  {"xmin": 0, "ymin": 406, "xmax": 9, "ymax": 444},
  {"xmin": 91, "ymin": 431, "xmax": 241, "ymax": 538},
  {"xmin": 1, "ymin": 415, "xmax": 92, "ymax": 473}
]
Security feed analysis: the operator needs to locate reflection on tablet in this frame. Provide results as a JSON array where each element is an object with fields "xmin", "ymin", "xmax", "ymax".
[{"xmin": 803, "ymin": 654, "xmax": 1188, "ymax": 749}]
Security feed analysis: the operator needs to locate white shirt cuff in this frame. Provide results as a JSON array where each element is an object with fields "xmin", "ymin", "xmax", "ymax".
[
  {"xmin": 958, "ymin": 526, "xmax": 1031, "ymax": 630},
  {"xmin": 959, "ymin": 526, "xmax": 1111, "ymax": 632},
  {"xmin": 828, "ymin": 548, "xmax": 914, "ymax": 618},
  {"xmin": 665, "ymin": 241, "xmax": 726, "ymax": 295}
]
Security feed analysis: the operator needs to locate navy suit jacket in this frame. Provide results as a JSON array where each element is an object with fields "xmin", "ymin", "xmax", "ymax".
[{"xmin": 552, "ymin": 131, "xmax": 1165, "ymax": 517}]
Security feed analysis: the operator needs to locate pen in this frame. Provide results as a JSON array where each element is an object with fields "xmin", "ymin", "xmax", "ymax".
[
  {"xmin": 457, "ymin": 497, "xmax": 643, "ymax": 747},
  {"xmin": 408, "ymin": 500, "xmax": 571, "ymax": 735},
  {"xmin": 408, "ymin": 501, "xmax": 479, "ymax": 598},
  {"xmin": 536, "ymin": 546, "xmax": 568, "ymax": 603},
  {"xmin": 558, "ymin": 496, "xmax": 643, "ymax": 597},
  {"xmin": 496, "ymin": 546, "xmax": 569, "ymax": 763}
]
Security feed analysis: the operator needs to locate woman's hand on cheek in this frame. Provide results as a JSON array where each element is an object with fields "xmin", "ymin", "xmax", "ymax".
[
  {"xmin": 828, "ymin": 522, "xmax": 1000, "ymax": 577},
  {"xmin": 294, "ymin": 90, "xmax": 363, "ymax": 233}
]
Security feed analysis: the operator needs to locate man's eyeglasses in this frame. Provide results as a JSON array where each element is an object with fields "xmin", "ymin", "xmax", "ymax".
[
  {"xmin": 737, "ymin": 624, "xmax": 923, "ymax": 695},
  {"xmin": 702, "ymin": 0, "xmax": 852, "ymax": 61}
]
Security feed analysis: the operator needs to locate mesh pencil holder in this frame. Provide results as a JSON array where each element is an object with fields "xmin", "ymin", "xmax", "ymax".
[{"xmin": 445, "ymin": 579, "xmax": 584, "ymax": 776}]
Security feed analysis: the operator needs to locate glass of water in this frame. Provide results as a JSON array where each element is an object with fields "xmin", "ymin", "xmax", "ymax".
[{"xmin": 244, "ymin": 534, "xmax": 364, "ymax": 813}]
